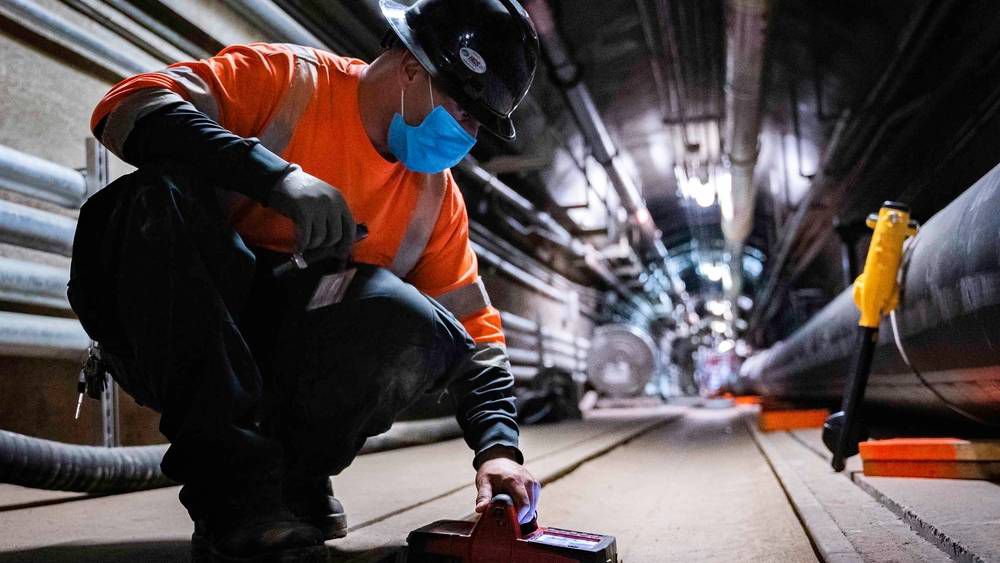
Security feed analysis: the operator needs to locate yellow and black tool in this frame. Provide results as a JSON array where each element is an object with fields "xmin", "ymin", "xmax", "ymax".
[{"xmin": 825, "ymin": 201, "xmax": 918, "ymax": 472}]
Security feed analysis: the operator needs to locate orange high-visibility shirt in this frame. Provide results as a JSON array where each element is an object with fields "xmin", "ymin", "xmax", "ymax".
[{"xmin": 91, "ymin": 43, "xmax": 504, "ymax": 345}]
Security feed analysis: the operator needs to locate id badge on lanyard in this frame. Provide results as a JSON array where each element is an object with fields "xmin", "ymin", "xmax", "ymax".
[{"xmin": 306, "ymin": 268, "xmax": 357, "ymax": 311}]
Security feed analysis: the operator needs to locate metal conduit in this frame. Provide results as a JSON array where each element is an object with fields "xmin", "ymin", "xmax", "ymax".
[
  {"xmin": 721, "ymin": 0, "xmax": 769, "ymax": 298},
  {"xmin": 0, "ymin": 258, "xmax": 71, "ymax": 310},
  {"xmin": 471, "ymin": 241, "xmax": 566, "ymax": 302},
  {"xmin": 523, "ymin": 0, "xmax": 666, "ymax": 262},
  {"xmin": 0, "ymin": 199, "xmax": 76, "ymax": 256},
  {"xmin": 500, "ymin": 310, "xmax": 590, "ymax": 382},
  {"xmin": 742, "ymin": 160, "xmax": 1000, "ymax": 429},
  {"xmin": 500, "ymin": 310, "xmax": 590, "ymax": 349},
  {"xmin": 0, "ymin": 311, "xmax": 89, "ymax": 361},
  {"xmin": 0, "ymin": 144, "xmax": 88, "ymax": 208},
  {"xmin": 0, "ymin": 0, "xmax": 156, "ymax": 78}
]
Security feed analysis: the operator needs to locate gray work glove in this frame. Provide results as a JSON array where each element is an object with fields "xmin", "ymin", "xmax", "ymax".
[{"xmin": 267, "ymin": 165, "xmax": 357, "ymax": 258}]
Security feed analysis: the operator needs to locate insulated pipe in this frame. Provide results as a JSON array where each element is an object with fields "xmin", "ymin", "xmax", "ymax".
[
  {"xmin": 523, "ymin": 0, "xmax": 666, "ymax": 262},
  {"xmin": 0, "ymin": 258, "xmax": 71, "ymax": 310},
  {"xmin": 0, "ymin": 312, "xmax": 89, "ymax": 361},
  {"xmin": 500, "ymin": 311, "xmax": 590, "ymax": 350},
  {"xmin": 0, "ymin": 199, "xmax": 76, "ymax": 256},
  {"xmin": 0, "ymin": 144, "xmax": 88, "ymax": 208},
  {"xmin": 0, "ymin": 0, "xmax": 155, "ymax": 78},
  {"xmin": 356, "ymin": 416, "xmax": 461, "ymax": 454},
  {"xmin": 0, "ymin": 430, "xmax": 171, "ymax": 494},
  {"xmin": 742, "ymin": 161, "xmax": 1000, "ymax": 428},
  {"xmin": 720, "ymin": 0, "xmax": 769, "ymax": 298},
  {"xmin": 0, "ymin": 416, "xmax": 469, "ymax": 493},
  {"xmin": 461, "ymin": 158, "xmax": 577, "ymax": 251}
]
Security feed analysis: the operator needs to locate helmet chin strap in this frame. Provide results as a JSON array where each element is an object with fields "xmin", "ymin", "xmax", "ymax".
[{"xmin": 399, "ymin": 74, "xmax": 436, "ymax": 122}]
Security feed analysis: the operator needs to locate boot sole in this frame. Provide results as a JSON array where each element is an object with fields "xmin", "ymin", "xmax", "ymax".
[
  {"xmin": 309, "ymin": 513, "xmax": 348, "ymax": 540},
  {"xmin": 209, "ymin": 545, "xmax": 329, "ymax": 562}
]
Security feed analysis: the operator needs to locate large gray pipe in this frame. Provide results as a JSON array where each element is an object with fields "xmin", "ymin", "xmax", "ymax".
[
  {"xmin": 0, "ymin": 144, "xmax": 88, "ymax": 208},
  {"xmin": 0, "ymin": 258, "xmax": 71, "ymax": 310},
  {"xmin": 0, "ymin": 311, "xmax": 89, "ymax": 360},
  {"xmin": 0, "ymin": 199, "xmax": 76, "ymax": 256},
  {"xmin": 0, "ymin": 0, "xmax": 155, "ymax": 78},
  {"xmin": 721, "ymin": 0, "xmax": 769, "ymax": 297},
  {"xmin": 742, "ymin": 161, "xmax": 1000, "ymax": 428}
]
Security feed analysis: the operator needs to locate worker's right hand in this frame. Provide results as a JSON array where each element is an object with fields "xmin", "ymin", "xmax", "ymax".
[{"xmin": 268, "ymin": 165, "xmax": 356, "ymax": 257}]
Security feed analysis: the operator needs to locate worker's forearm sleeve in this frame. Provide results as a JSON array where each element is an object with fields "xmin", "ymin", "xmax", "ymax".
[
  {"xmin": 118, "ymin": 101, "xmax": 292, "ymax": 203},
  {"xmin": 448, "ymin": 344, "xmax": 524, "ymax": 468}
]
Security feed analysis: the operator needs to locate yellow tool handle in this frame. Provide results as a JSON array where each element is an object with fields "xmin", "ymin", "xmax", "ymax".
[{"xmin": 852, "ymin": 202, "xmax": 918, "ymax": 328}]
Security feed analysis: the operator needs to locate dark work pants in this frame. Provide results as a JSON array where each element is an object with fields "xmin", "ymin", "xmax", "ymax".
[{"xmin": 103, "ymin": 167, "xmax": 474, "ymax": 521}]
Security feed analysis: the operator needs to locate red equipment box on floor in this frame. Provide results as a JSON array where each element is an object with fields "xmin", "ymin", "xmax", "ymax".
[
  {"xmin": 859, "ymin": 438, "xmax": 1000, "ymax": 479},
  {"xmin": 406, "ymin": 495, "xmax": 617, "ymax": 562}
]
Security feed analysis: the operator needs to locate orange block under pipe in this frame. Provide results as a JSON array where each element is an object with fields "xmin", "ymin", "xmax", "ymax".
[
  {"xmin": 758, "ymin": 409, "xmax": 829, "ymax": 432},
  {"xmin": 860, "ymin": 438, "xmax": 1000, "ymax": 479}
]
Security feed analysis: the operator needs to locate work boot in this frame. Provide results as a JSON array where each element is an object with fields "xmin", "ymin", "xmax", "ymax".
[
  {"xmin": 185, "ymin": 475, "xmax": 329, "ymax": 562},
  {"xmin": 191, "ymin": 512, "xmax": 327, "ymax": 563},
  {"xmin": 284, "ymin": 475, "xmax": 348, "ymax": 540}
]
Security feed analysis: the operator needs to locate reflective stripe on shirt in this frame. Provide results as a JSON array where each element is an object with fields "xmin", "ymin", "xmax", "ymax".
[
  {"xmin": 256, "ymin": 48, "xmax": 450, "ymax": 280},
  {"xmin": 258, "ymin": 45, "xmax": 319, "ymax": 156},
  {"xmin": 100, "ymin": 65, "xmax": 220, "ymax": 159},
  {"xmin": 159, "ymin": 66, "xmax": 221, "ymax": 122},
  {"xmin": 434, "ymin": 277, "xmax": 491, "ymax": 320},
  {"xmin": 389, "ymin": 172, "xmax": 447, "ymax": 278}
]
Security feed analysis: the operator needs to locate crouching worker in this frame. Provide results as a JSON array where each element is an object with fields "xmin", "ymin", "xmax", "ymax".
[{"xmin": 69, "ymin": 1, "xmax": 542, "ymax": 561}]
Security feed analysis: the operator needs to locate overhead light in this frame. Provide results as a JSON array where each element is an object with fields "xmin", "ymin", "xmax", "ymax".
[
  {"xmin": 636, "ymin": 207, "xmax": 652, "ymax": 225},
  {"xmin": 710, "ymin": 320, "xmax": 729, "ymax": 334},
  {"xmin": 705, "ymin": 299, "xmax": 729, "ymax": 316},
  {"xmin": 674, "ymin": 166, "xmax": 716, "ymax": 208},
  {"xmin": 716, "ymin": 170, "xmax": 734, "ymax": 220},
  {"xmin": 697, "ymin": 261, "xmax": 726, "ymax": 282},
  {"xmin": 689, "ymin": 177, "xmax": 716, "ymax": 208}
]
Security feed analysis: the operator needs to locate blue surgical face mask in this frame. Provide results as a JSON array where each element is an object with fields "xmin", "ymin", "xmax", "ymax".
[{"xmin": 388, "ymin": 79, "xmax": 476, "ymax": 174}]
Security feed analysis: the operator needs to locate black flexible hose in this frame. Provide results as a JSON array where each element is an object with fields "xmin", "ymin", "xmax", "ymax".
[
  {"xmin": 0, "ymin": 429, "xmax": 172, "ymax": 494},
  {"xmin": 0, "ymin": 416, "xmax": 468, "ymax": 493}
]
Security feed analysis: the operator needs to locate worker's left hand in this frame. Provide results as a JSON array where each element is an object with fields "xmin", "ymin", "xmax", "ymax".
[{"xmin": 475, "ymin": 455, "xmax": 541, "ymax": 524}]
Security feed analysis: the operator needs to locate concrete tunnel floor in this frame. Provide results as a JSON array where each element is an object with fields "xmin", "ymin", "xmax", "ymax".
[{"xmin": 0, "ymin": 406, "xmax": 823, "ymax": 562}]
